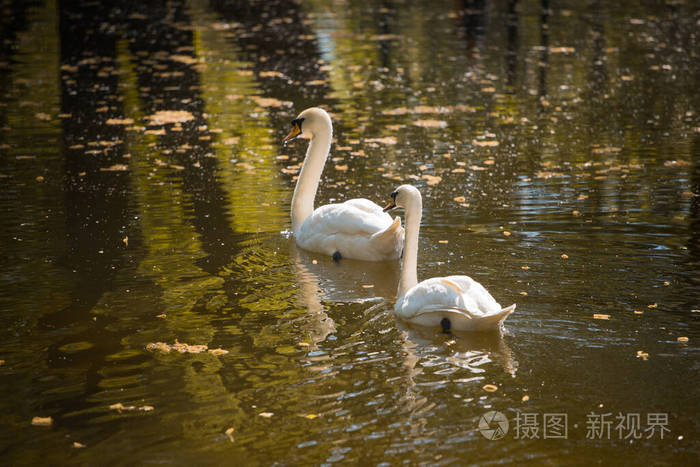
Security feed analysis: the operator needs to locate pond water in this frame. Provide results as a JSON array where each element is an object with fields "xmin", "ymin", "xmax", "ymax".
[{"xmin": 1, "ymin": 0, "xmax": 698, "ymax": 464}]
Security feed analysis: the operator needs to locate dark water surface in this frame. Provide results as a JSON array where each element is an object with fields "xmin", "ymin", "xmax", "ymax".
[{"xmin": 1, "ymin": 0, "xmax": 698, "ymax": 464}]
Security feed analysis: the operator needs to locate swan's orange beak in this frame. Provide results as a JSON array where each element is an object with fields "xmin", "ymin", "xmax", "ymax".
[
  {"xmin": 283, "ymin": 122, "xmax": 302, "ymax": 143},
  {"xmin": 383, "ymin": 201, "xmax": 396, "ymax": 212}
]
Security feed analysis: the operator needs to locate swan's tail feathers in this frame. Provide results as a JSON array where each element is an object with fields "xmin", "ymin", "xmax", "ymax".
[
  {"xmin": 371, "ymin": 216, "xmax": 403, "ymax": 251},
  {"xmin": 410, "ymin": 303, "xmax": 515, "ymax": 332}
]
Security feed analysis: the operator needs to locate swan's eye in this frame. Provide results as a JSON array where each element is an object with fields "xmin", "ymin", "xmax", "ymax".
[
  {"xmin": 391, "ymin": 191, "xmax": 398, "ymax": 200},
  {"xmin": 291, "ymin": 117, "xmax": 304, "ymax": 131}
]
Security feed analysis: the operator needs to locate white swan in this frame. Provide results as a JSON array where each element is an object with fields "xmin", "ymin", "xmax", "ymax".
[
  {"xmin": 283, "ymin": 107, "xmax": 403, "ymax": 261},
  {"xmin": 383, "ymin": 185, "xmax": 515, "ymax": 331}
]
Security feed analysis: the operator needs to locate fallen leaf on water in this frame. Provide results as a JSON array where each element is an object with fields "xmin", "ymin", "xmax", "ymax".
[
  {"xmin": 520, "ymin": 291, "xmax": 528, "ymax": 296},
  {"xmin": 663, "ymin": 281, "xmax": 670, "ymax": 286},
  {"xmin": 144, "ymin": 129, "xmax": 166, "ymax": 135},
  {"xmin": 100, "ymin": 164, "xmax": 129, "ymax": 172},
  {"xmin": 503, "ymin": 231, "xmax": 511, "ymax": 236},
  {"xmin": 31, "ymin": 416, "xmax": 52, "ymax": 426},
  {"xmin": 648, "ymin": 303, "xmax": 658, "ymax": 309},
  {"xmin": 251, "ymin": 96, "xmax": 292, "ymax": 108},
  {"xmin": 413, "ymin": 119, "xmax": 446, "ymax": 128},
  {"xmin": 304, "ymin": 414, "xmax": 318, "ymax": 419},
  {"xmin": 453, "ymin": 196, "xmax": 466, "ymax": 203},
  {"xmin": 72, "ymin": 442, "xmax": 86, "ymax": 449},
  {"xmin": 35, "ymin": 112, "xmax": 52, "ymax": 121},
  {"xmin": 106, "ymin": 118, "xmax": 134, "ymax": 125},
  {"xmin": 482, "ymin": 384, "xmax": 498, "ymax": 392},
  {"xmin": 633, "ymin": 310, "xmax": 643, "ymax": 315},
  {"xmin": 521, "ymin": 266, "xmax": 530, "ymax": 270},
  {"xmin": 109, "ymin": 402, "xmax": 134, "ymax": 412},
  {"xmin": 208, "ymin": 348, "xmax": 229, "ymax": 356},
  {"xmin": 36, "ymin": 176, "xmax": 44, "ymax": 182},
  {"xmin": 156, "ymin": 314, "xmax": 166, "ymax": 319},
  {"xmin": 365, "ymin": 136, "xmax": 397, "ymax": 145},
  {"xmin": 421, "ymin": 174, "xmax": 442, "ymax": 186},
  {"xmin": 593, "ymin": 314, "xmax": 610, "ymax": 320},
  {"xmin": 472, "ymin": 140, "xmax": 499, "ymax": 147},
  {"xmin": 522, "ymin": 395, "xmax": 530, "ymax": 402},
  {"xmin": 123, "ymin": 236, "xmax": 128, "ymax": 246},
  {"xmin": 225, "ymin": 427, "xmax": 235, "ymax": 442},
  {"xmin": 636, "ymin": 350, "xmax": 649, "ymax": 360},
  {"xmin": 677, "ymin": 337, "xmax": 688, "ymax": 343},
  {"xmin": 362, "ymin": 284, "xmax": 374, "ymax": 288},
  {"xmin": 259, "ymin": 70, "xmax": 286, "ymax": 78},
  {"xmin": 561, "ymin": 254, "xmax": 569, "ymax": 259},
  {"xmin": 259, "ymin": 412, "xmax": 274, "ymax": 418},
  {"xmin": 0, "ymin": 360, "xmax": 4, "ymax": 366},
  {"xmin": 452, "ymin": 168, "xmax": 466, "ymax": 173},
  {"xmin": 169, "ymin": 55, "xmax": 198, "ymax": 65},
  {"xmin": 549, "ymin": 46, "xmax": 576, "ymax": 53},
  {"xmin": 146, "ymin": 110, "xmax": 195, "ymax": 125},
  {"xmin": 140, "ymin": 405, "xmax": 154, "ymax": 412},
  {"xmin": 334, "ymin": 165, "xmax": 348, "ymax": 171},
  {"xmin": 438, "ymin": 240, "xmax": 448, "ymax": 244}
]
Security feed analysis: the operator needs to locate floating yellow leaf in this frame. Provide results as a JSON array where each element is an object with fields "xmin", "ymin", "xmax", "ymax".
[
  {"xmin": 334, "ymin": 165, "xmax": 348, "ymax": 171},
  {"xmin": 421, "ymin": 174, "xmax": 442, "ymax": 186},
  {"xmin": 106, "ymin": 118, "xmax": 134, "ymax": 125},
  {"xmin": 304, "ymin": 414, "xmax": 318, "ymax": 419},
  {"xmin": 636, "ymin": 350, "xmax": 649, "ymax": 360},
  {"xmin": 561, "ymin": 254, "xmax": 569, "ymax": 259},
  {"xmin": 648, "ymin": 303, "xmax": 658, "ymax": 309},
  {"xmin": 259, "ymin": 412, "xmax": 274, "ymax": 418},
  {"xmin": 520, "ymin": 291, "xmax": 528, "ymax": 296},
  {"xmin": 482, "ymin": 384, "xmax": 498, "ymax": 392},
  {"xmin": 521, "ymin": 266, "xmax": 530, "ymax": 270},
  {"xmin": 72, "ymin": 442, "xmax": 86, "ymax": 449},
  {"xmin": 208, "ymin": 348, "xmax": 229, "ymax": 356},
  {"xmin": 677, "ymin": 337, "xmax": 688, "ymax": 343},
  {"xmin": 365, "ymin": 136, "xmax": 397, "ymax": 145},
  {"xmin": 362, "ymin": 284, "xmax": 374, "ymax": 288},
  {"xmin": 100, "ymin": 164, "xmax": 129, "ymax": 172},
  {"xmin": 522, "ymin": 395, "xmax": 530, "ymax": 402},
  {"xmin": 413, "ymin": 119, "xmax": 446, "ymax": 128},
  {"xmin": 473, "ymin": 140, "xmax": 499, "ymax": 147},
  {"xmin": 31, "ymin": 416, "xmax": 52, "ymax": 426},
  {"xmin": 633, "ymin": 310, "xmax": 643, "ymax": 315},
  {"xmin": 225, "ymin": 427, "xmax": 235, "ymax": 442},
  {"xmin": 251, "ymin": 96, "xmax": 291, "ymax": 108},
  {"xmin": 503, "ymin": 231, "xmax": 511, "ymax": 236},
  {"xmin": 453, "ymin": 196, "xmax": 466, "ymax": 203},
  {"xmin": 593, "ymin": 314, "xmax": 610, "ymax": 320},
  {"xmin": 146, "ymin": 110, "xmax": 195, "ymax": 125},
  {"xmin": 438, "ymin": 240, "xmax": 448, "ymax": 244}
]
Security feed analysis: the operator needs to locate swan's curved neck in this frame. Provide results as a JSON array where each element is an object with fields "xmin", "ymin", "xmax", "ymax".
[
  {"xmin": 291, "ymin": 125, "xmax": 332, "ymax": 234},
  {"xmin": 398, "ymin": 196, "xmax": 422, "ymax": 299}
]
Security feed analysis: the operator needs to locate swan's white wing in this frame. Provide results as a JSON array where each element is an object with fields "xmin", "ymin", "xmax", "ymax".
[
  {"xmin": 302, "ymin": 198, "xmax": 393, "ymax": 236},
  {"xmin": 395, "ymin": 276, "xmax": 514, "ymax": 331},
  {"xmin": 295, "ymin": 198, "xmax": 403, "ymax": 261}
]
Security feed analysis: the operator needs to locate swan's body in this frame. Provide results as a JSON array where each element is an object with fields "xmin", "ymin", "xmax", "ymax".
[
  {"xmin": 384, "ymin": 185, "xmax": 515, "ymax": 331},
  {"xmin": 284, "ymin": 108, "xmax": 403, "ymax": 261}
]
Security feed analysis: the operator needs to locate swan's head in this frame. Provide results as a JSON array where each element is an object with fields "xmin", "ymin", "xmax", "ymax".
[
  {"xmin": 283, "ymin": 107, "xmax": 332, "ymax": 142},
  {"xmin": 383, "ymin": 184, "xmax": 421, "ymax": 212}
]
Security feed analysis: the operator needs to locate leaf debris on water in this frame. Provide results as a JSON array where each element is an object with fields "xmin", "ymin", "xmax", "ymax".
[
  {"xmin": 146, "ymin": 110, "xmax": 195, "ymax": 125},
  {"xmin": 593, "ymin": 314, "xmax": 610, "ymax": 320},
  {"xmin": 31, "ymin": 416, "xmax": 52, "ymax": 426},
  {"xmin": 72, "ymin": 442, "xmax": 86, "ymax": 449},
  {"xmin": 259, "ymin": 412, "xmax": 274, "ymax": 418},
  {"xmin": 677, "ymin": 337, "xmax": 688, "ymax": 343},
  {"xmin": 482, "ymin": 384, "xmax": 498, "ymax": 392},
  {"xmin": 636, "ymin": 350, "xmax": 649, "ymax": 361},
  {"xmin": 225, "ymin": 427, "xmax": 235, "ymax": 442},
  {"xmin": 561, "ymin": 254, "xmax": 569, "ymax": 259},
  {"xmin": 109, "ymin": 402, "xmax": 153, "ymax": 413}
]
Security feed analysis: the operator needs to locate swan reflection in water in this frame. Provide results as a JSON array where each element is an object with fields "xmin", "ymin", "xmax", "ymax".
[
  {"xmin": 289, "ymin": 244, "xmax": 400, "ymax": 348},
  {"xmin": 393, "ymin": 320, "xmax": 517, "ymax": 415}
]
